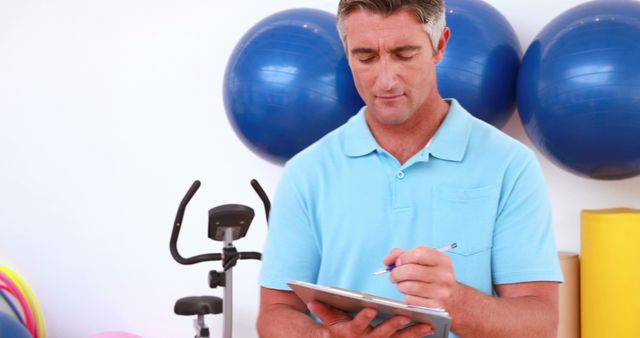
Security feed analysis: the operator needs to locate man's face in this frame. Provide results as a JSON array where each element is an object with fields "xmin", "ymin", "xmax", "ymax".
[{"xmin": 344, "ymin": 9, "xmax": 448, "ymax": 126}]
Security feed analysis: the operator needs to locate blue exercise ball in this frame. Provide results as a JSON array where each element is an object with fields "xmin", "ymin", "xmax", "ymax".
[
  {"xmin": 0, "ymin": 311, "xmax": 31, "ymax": 338},
  {"xmin": 223, "ymin": 8, "xmax": 363, "ymax": 165},
  {"xmin": 518, "ymin": 0, "xmax": 640, "ymax": 180},
  {"xmin": 437, "ymin": 0, "xmax": 521, "ymax": 129}
]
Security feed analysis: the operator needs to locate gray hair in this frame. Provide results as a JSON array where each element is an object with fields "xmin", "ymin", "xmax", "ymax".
[{"xmin": 336, "ymin": 0, "xmax": 447, "ymax": 52}]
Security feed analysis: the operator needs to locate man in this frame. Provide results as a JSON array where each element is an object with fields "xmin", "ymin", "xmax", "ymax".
[{"xmin": 257, "ymin": 1, "xmax": 563, "ymax": 337}]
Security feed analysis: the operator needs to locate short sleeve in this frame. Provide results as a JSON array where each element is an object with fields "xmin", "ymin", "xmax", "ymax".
[
  {"xmin": 259, "ymin": 163, "xmax": 322, "ymax": 290},
  {"xmin": 491, "ymin": 152, "xmax": 564, "ymax": 285}
]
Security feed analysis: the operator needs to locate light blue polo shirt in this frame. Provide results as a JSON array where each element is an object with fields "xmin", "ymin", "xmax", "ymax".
[{"xmin": 260, "ymin": 99, "xmax": 562, "ymax": 321}]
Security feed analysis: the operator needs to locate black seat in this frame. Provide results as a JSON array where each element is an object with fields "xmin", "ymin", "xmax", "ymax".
[{"xmin": 174, "ymin": 296, "xmax": 223, "ymax": 316}]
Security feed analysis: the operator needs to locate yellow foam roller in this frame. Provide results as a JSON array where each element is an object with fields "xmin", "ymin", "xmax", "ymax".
[{"xmin": 581, "ymin": 208, "xmax": 640, "ymax": 338}]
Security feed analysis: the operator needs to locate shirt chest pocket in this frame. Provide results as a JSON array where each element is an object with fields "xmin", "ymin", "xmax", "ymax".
[{"xmin": 432, "ymin": 185, "xmax": 499, "ymax": 257}]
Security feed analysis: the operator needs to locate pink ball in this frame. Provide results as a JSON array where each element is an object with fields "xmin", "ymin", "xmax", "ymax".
[{"xmin": 89, "ymin": 332, "xmax": 142, "ymax": 338}]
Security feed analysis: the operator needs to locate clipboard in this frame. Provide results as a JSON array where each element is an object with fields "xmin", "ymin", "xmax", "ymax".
[{"xmin": 288, "ymin": 280, "xmax": 451, "ymax": 338}]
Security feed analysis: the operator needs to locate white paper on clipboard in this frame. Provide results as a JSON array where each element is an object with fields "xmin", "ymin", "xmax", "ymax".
[{"xmin": 288, "ymin": 280, "xmax": 451, "ymax": 338}]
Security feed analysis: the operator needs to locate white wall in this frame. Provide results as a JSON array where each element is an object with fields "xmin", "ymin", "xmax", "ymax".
[{"xmin": 0, "ymin": 0, "xmax": 638, "ymax": 337}]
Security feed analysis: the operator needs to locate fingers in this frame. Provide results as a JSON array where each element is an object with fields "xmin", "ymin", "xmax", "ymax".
[
  {"xmin": 394, "ymin": 280, "xmax": 450, "ymax": 309},
  {"xmin": 392, "ymin": 323, "xmax": 435, "ymax": 338},
  {"xmin": 383, "ymin": 248, "xmax": 405, "ymax": 266},
  {"xmin": 390, "ymin": 266, "xmax": 453, "ymax": 285},
  {"xmin": 308, "ymin": 301, "xmax": 378, "ymax": 336},
  {"xmin": 351, "ymin": 307, "xmax": 378, "ymax": 331},
  {"xmin": 396, "ymin": 281, "xmax": 450, "ymax": 300},
  {"xmin": 308, "ymin": 300, "xmax": 435, "ymax": 338},
  {"xmin": 368, "ymin": 315, "xmax": 411, "ymax": 337},
  {"xmin": 403, "ymin": 294, "xmax": 444, "ymax": 309},
  {"xmin": 390, "ymin": 267, "xmax": 455, "ymax": 308},
  {"xmin": 395, "ymin": 246, "xmax": 450, "ymax": 267},
  {"xmin": 388, "ymin": 246, "xmax": 457, "ymax": 312},
  {"xmin": 307, "ymin": 301, "xmax": 353, "ymax": 327},
  {"xmin": 390, "ymin": 246, "xmax": 454, "ymax": 286}
]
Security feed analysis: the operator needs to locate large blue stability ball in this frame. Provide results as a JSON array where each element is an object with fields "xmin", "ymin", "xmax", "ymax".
[
  {"xmin": 0, "ymin": 311, "xmax": 31, "ymax": 338},
  {"xmin": 223, "ymin": 8, "xmax": 363, "ymax": 165},
  {"xmin": 518, "ymin": 0, "xmax": 640, "ymax": 180},
  {"xmin": 437, "ymin": 0, "xmax": 521, "ymax": 129}
]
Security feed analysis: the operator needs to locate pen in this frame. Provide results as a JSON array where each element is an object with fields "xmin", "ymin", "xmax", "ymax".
[{"xmin": 373, "ymin": 242, "xmax": 458, "ymax": 276}]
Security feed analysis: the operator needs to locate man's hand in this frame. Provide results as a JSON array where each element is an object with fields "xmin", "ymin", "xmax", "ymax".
[
  {"xmin": 307, "ymin": 301, "xmax": 434, "ymax": 338},
  {"xmin": 384, "ymin": 247, "xmax": 458, "ymax": 310}
]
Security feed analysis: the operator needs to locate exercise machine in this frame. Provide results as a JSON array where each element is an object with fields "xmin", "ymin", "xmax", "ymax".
[{"xmin": 170, "ymin": 179, "xmax": 270, "ymax": 338}]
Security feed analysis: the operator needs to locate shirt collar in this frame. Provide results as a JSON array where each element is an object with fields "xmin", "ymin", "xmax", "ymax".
[
  {"xmin": 342, "ymin": 99, "xmax": 472, "ymax": 162},
  {"xmin": 426, "ymin": 98, "xmax": 472, "ymax": 162},
  {"xmin": 342, "ymin": 106, "xmax": 378, "ymax": 157}
]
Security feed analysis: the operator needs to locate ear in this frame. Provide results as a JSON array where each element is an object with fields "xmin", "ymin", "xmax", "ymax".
[{"xmin": 434, "ymin": 27, "xmax": 451, "ymax": 64}]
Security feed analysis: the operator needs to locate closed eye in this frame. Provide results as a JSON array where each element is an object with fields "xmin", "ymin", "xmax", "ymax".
[
  {"xmin": 396, "ymin": 54, "xmax": 416, "ymax": 61},
  {"xmin": 358, "ymin": 54, "xmax": 377, "ymax": 63},
  {"xmin": 350, "ymin": 48, "xmax": 378, "ymax": 64},
  {"xmin": 393, "ymin": 45, "xmax": 421, "ymax": 61}
]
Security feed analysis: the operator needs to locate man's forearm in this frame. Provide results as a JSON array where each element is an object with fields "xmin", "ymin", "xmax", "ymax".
[
  {"xmin": 450, "ymin": 283, "xmax": 558, "ymax": 338},
  {"xmin": 257, "ymin": 304, "xmax": 327, "ymax": 338}
]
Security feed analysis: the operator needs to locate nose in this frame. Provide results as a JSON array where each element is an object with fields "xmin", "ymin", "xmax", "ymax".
[{"xmin": 374, "ymin": 57, "xmax": 399, "ymax": 92}]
